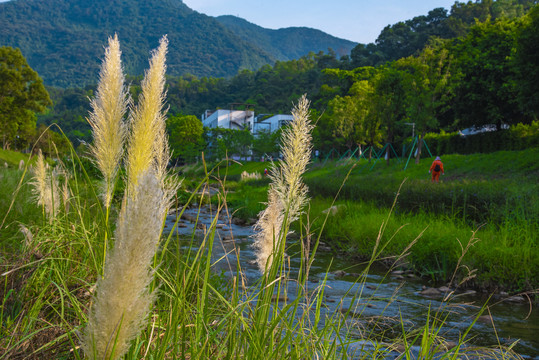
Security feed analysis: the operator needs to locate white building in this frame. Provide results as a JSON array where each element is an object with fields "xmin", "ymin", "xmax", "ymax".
[
  {"xmin": 252, "ymin": 114, "xmax": 294, "ymax": 135},
  {"xmin": 201, "ymin": 109, "xmax": 254, "ymax": 131},
  {"xmin": 201, "ymin": 109, "xmax": 293, "ymax": 135}
]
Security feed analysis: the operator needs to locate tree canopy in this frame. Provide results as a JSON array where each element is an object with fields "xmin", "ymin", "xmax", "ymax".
[{"xmin": 0, "ymin": 46, "xmax": 51, "ymax": 149}]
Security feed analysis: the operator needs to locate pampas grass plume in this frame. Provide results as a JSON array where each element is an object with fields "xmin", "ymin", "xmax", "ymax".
[
  {"xmin": 83, "ymin": 36, "xmax": 177, "ymax": 360},
  {"xmin": 31, "ymin": 150, "xmax": 59, "ymax": 220},
  {"xmin": 253, "ymin": 187, "xmax": 284, "ymax": 271},
  {"xmin": 126, "ymin": 35, "xmax": 170, "ymax": 191},
  {"xmin": 83, "ymin": 170, "xmax": 167, "ymax": 360},
  {"xmin": 272, "ymin": 94, "xmax": 313, "ymax": 221},
  {"xmin": 253, "ymin": 94, "xmax": 313, "ymax": 273},
  {"xmin": 88, "ymin": 34, "xmax": 129, "ymax": 209}
]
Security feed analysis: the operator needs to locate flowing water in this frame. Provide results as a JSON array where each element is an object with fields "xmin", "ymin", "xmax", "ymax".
[{"xmin": 165, "ymin": 206, "xmax": 539, "ymax": 359}]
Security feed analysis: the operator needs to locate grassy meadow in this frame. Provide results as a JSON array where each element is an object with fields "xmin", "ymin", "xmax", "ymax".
[{"xmin": 215, "ymin": 148, "xmax": 539, "ymax": 292}]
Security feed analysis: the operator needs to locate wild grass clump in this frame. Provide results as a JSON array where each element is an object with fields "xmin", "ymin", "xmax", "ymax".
[
  {"xmin": 82, "ymin": 35, "xmax": 177, "ymax": 360},
  {"xmin": 305, "ymin": 197, "xmax": 538, "ymax": 291},
  {"xmin": 240, "ymin": 170, "xmax": 261, "ymax": 181}
]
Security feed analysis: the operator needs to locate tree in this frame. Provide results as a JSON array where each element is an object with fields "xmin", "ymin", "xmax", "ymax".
[
  {"xmin": 328, "ymin": 95, "xmax": 364, "ymax": 153},
  {"xmin": 0, "ymin": 46, "xmax": 51, "ymax": 149},
  {"xmin": 397, "ymin": 41, "xmax": 452, "ymax": 163},
  {"xmin": 514, "ymin": 5, "xmax": 539, "ymax": 118},
  {"xmin": 203, "ymin": 127, "xmax": 253, "ymax": 161},
  {"xmin": 371, "ymin": 65, "xmax": 408, "ymax": 164},
  {"xmin": 252, "ymin": 129, "xmax": 280, "ymax": 159},
  {"xmin": 451, "ymin": 18, "xmax": 522, "ymax": 130},
  {"xmin": 327, "ymin": 79, "xmax": 382, "ymax": 161},
  {"xmin": 350, "ymin": 8, "xmax": 450, "ymax": 68},
  {"xmin": 166, "ymin": 114, "xmax": 204, "ymax": 164},
  {"xmin": 350, "ymin": 80, "xmax": 383, "ymax": 161}
]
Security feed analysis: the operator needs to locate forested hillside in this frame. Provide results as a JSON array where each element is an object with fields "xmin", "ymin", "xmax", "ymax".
[
  {"xmin": 0, "ymin": 0, "xmax": 355, "ymax": 88},
  {"xmin": 215, "ymin": 15, "xmax": 355, "ymax": 61}
]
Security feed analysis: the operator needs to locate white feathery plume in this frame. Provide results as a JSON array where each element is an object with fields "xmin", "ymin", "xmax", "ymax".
[
  {"xmin": 83, "ymin": 36, "xmax": 178, "ymax": 360},
  {"xmin": 82, "ymin": 169, "xmax": 168, "ymax": 360},
  {"xmin": 270, "ymin": 94, "xmax": 313, "ymax": 222},
  {"xmin": 88, "ymin": 34, "xmax": 129, "ymax": 209},
  {"xmin": 253, "ymin": 94, "xmax": 313, "ymax": 273},
  {"xmin": 253, "ymin": 188, "xmax": 284, "ymax": 271},
  {"xmin": 30, "ymin": 150, "xmax": 59, "ymax": 220},
  {"xmin": 126, "ymin": 35, "xmax": 170, "ymax": 193}
]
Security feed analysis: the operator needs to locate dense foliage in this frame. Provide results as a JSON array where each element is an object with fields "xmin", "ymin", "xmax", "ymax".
[
  {"xmin": 0, "ymin": 47, "xmax": 51, "ymax": 150},
  {"xmin": 349, "ymin": 0, "xmax": 536, "ymax": 68}
]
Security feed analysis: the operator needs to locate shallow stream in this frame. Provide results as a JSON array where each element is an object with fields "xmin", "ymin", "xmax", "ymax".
[{"xmin": 165, "ymin": 206, "xmax": 538, "ymax": 359}]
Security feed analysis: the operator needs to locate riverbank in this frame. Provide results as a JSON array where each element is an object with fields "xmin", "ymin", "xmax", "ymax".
[
  {"xmin": 1, "ymin": 150, "xmax": 536, "ymax": 359},
  {"xmin": 194, "ymin": 149, "xmax": 539, "ymax": 294},
  {"xmin": 165, "ymin": 205, "xmax": 539, "ymax": 358}
]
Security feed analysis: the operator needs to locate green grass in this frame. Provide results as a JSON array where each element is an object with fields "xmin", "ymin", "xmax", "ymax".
[
  {"xmin": 305, "ymin": 149, "xmax": 539, "ymax": 223},
  {"xmin": 304, "ymin": 198, "xmax": 537, "ymax": 291},
  {"xmin": 215, "ymin": 149, "xmax": 538, "ymax": 292},
  {"xmin": 0, "ymin": 151, "xmax": 529, "ymax": 359},
  {"xmin": 0, "ymin": 149, "xmax": 32, "ymax": 168}
]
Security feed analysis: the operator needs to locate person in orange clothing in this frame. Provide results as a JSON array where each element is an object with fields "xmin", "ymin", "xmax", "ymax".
[{"xmin": 429, "ymin": 156, "xmax": 444, "ymax": 183}]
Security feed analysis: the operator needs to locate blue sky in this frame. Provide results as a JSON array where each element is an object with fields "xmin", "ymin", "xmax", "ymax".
[{"xmin": 182, "ymin": 0, "xmax": 458, "ymax": 43}]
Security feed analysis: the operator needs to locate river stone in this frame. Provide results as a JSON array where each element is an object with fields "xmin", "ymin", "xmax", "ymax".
[
  {"xmin": 339, "ymin": 307, "xmax": 361, "ymax": 318},
  {"xmin": 271, "ymin": 295, "xmax": 288, "ymax": 302},
  {"xmin": 438, "ymin": 286, "xmax": 451, "ymax": 293},
  {"xmin": 332, "ymin": 270, "xmax": 346, "ymax": 278},
  {"xmin": 420, "ymin": 287, "xmax": 441, "ymax": 296},
  {"xmin": 391, "ymin": 270, "xmax": 405, "ymax": 275},
  {"xmin": 181, "ymin": 213, "xmax": 197, "ymax": 223},
  {"xmin": 318, "ymin": 244, "xmax": 332, "ymax": 252},
  {"xmin": 505, "ymin": 295, "xmax": 526, "ymax": 303},
  {"xmin": 477, "ymin": 314, "xmax": 493, "ymax": 324},
  {"xmin": 178, "ymin": 223, "xmax": 188, "ymax": 228},
  {"xmin": 463, "ymin": 289, "xmax": 477, "ymax": 295},
  {"xmin": 231, "ymin": 217, "xmax": 245, "ymax": 225},
  {"xmin": 196, "ymin": 223, "xmax": 206, "ymax": 230}
]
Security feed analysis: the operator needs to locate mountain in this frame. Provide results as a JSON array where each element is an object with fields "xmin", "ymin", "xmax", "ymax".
[
  {"xmin": 215, "ymin": 15, "xmax": 356, "ymax": 61},
  {"xmin": 0, "ymin": 0, "xmax": 356, "ymax": 88}
]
